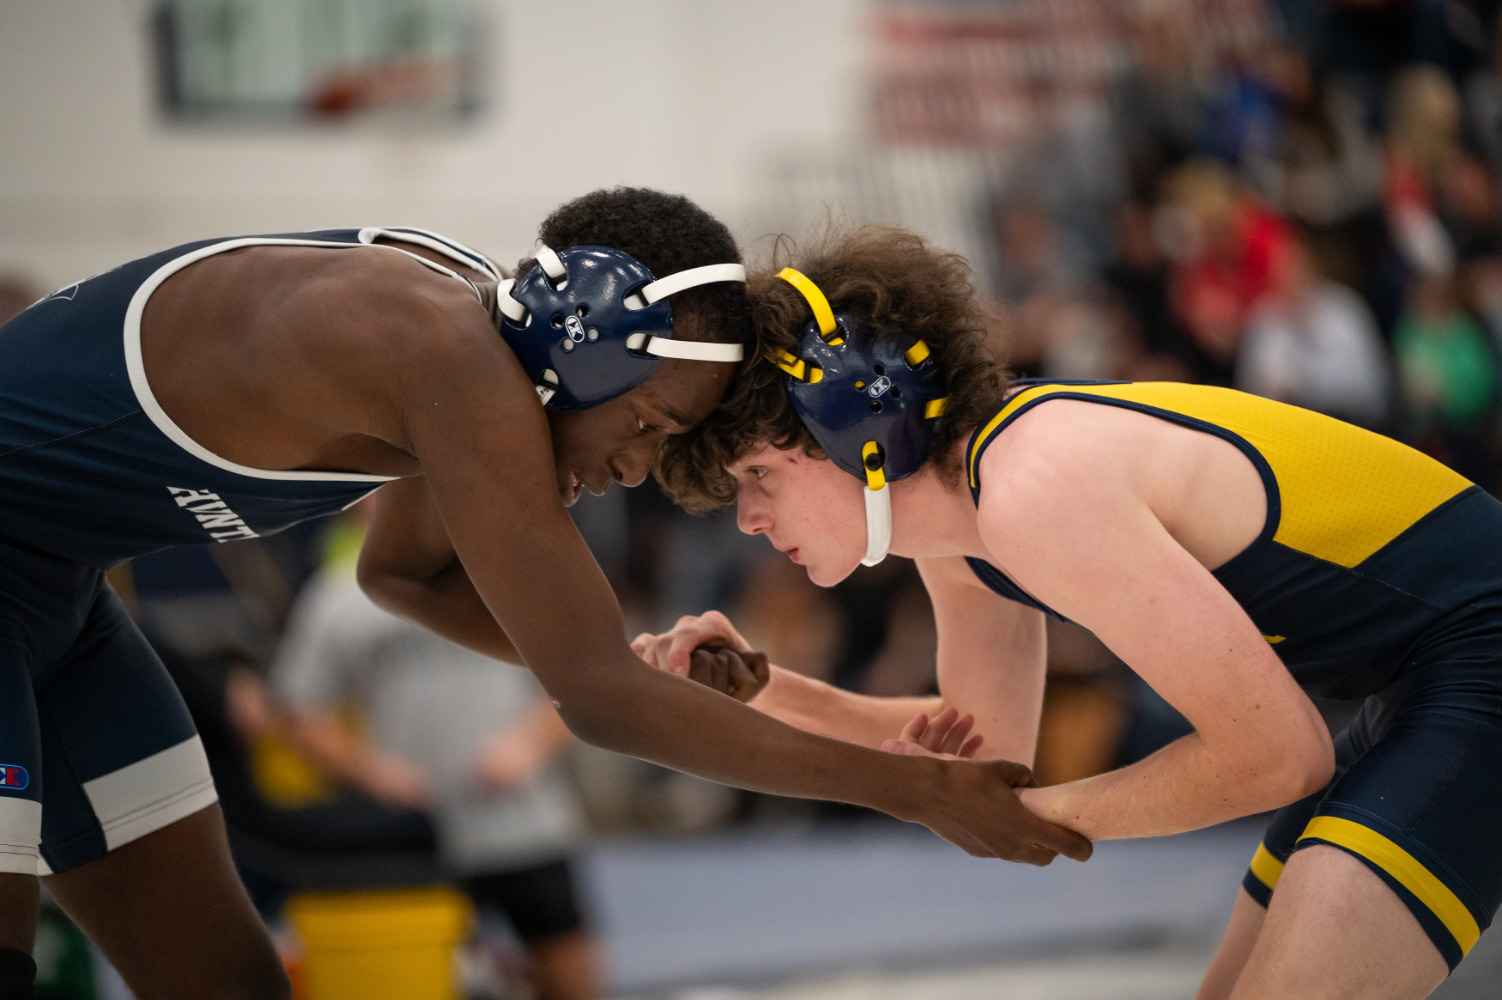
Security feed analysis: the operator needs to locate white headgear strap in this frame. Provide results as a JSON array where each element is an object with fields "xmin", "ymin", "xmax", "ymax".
[
  {"xmin": 496, "ymin": 247, "xmax": 747, "ymax": 368},
  {"xmin": 861, "ymin": 483, "xmax": 893, "ymax": 567},
  {"xmin": 495, "ymin": 278, "xmax": 527, "ymax": 322},
  {"xmin": 625, "ymin": 334, "xmax": 744, "ymax": 362},
  {"xmin": 534, "ymin": 244, "xmax": 567, "ymax": 283}
]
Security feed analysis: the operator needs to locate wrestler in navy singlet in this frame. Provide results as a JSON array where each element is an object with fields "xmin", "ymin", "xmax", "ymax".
[
  {"xmin": 966, "ymin": 380, "xmax": 1502, "ymax": 971},
  {"xmin": 0, "ymin": 228, "xmax": 497, "ymax": 876},
  {"xmin": 0, "ymin": 227, "xmax": 498, "ymax": 568}
]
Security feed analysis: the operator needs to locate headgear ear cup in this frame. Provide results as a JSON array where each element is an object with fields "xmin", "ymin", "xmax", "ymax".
[
  {"xmin": 771, "ymin": 268, "xmax": 948, "ymax": 566},
  {"xmin": 498, "ymin": 245, "xmax": 745, "ymax": 410}
]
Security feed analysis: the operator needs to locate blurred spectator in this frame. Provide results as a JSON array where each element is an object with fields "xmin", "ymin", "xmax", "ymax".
[
  {"xmin": 1105, "ymin": 199, "xmax": 1225, "ymax": 383},
  {"xmin": 1244, "ymin": 46, "xmax": 1380, "ymax": 231},
  {"xmin": 989, "ymin": 196, "xmax": 1093, "ymax": 306},
  {"xmin": 153, "ymin": 642, "xmax": 441, "ymax": 919},
  {"xmin": 1001, "ymin": 72, "xmax": 1127, "ymax": 273},
  {"xmin": 1382, "ymin": 64, "xmax": 1464, "ymax": 280},
  {"xmin": 1238, "ymin": 42, "xmax": 1386, "ymax": 300},
  {"xmin": 1464, "ymin": 11, "xmax": 1502, "ymax": 172},
  {"xmin": 1237, "ymin": 233, "xmax": 1392, "ymax": 427},
  {"xmin": 273, "ymin": 515, "xmax": 599, "ymax": 1000},
  {"xmin": 1114, "ymin": 7, "xmax": 1214, "ymax": 199},
  {"xmin": 1393, "ymin": 273, "xmax": 1498, "ymax": 483},
  {"xmin": 1200, "ymin": 34, "xmax": 1287, "ymax": 172},
  {"xmin": 1161, "ymin": 160, "xmax": 1296, "ymax": 383},
  {"xmin": 1440, "ymin": 143, "xmax": 1502, "ymax": 260},
  {"xmin": 985, "ymin": 198, "xmax": 1093, "ymax": 378}
]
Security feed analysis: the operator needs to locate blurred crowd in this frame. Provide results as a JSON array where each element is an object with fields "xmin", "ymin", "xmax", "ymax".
[
  {"xmin": 998, "ymin": 5, "xmax": 1502, "ymax": 492},
  {"xmin": 13, "ymin": 2, "xmax": 1502, "ymax": 995}
]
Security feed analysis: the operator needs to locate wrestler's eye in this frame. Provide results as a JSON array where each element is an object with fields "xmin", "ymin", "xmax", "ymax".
[{"xmin": 636, "ymin": 416, "xmax": 659, "ymax": 435}]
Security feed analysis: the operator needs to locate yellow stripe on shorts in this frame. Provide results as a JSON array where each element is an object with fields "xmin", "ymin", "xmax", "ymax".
[
  {"xmin": 1299, "ymin": 816, "xmax": 1481, "ymax": 956},
  {"xmin": 1248, "ymin": 842, "xmax": 1286, "ymax": 892}
]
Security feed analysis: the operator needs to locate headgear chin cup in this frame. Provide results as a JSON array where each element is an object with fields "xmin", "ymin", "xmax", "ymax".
[
  {"xmin": 497, "ymin": 244, "xmax": 746, "ymax": 411},
  {"xmin": 772, "ymin": 268, "xmax": 948, "ymax": 567}
]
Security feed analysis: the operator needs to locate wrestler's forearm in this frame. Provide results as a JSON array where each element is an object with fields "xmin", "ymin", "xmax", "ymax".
[
  {"xmin": 360, "ymin": 558, "xmax": 523, "ymax": 664},
  {"xmin": 754, "ymin": 666, "xmax": 943, "ymax": 749},
  {"xmin": 553, "ymin": 651, "xmax": 940, "ymax": 816},
  {"xmin": 1019, "ymin": 731, "xmax": 1329, "ymax": 841}
]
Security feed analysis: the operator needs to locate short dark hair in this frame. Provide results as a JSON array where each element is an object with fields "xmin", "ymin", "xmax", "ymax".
[
  {"xmin": 657, "ymin": 224, "xmax": 1011, "ymax": 513},
  {"xmin": 518, "ymin": 187, "xmax": 750, "ymax": 347}
]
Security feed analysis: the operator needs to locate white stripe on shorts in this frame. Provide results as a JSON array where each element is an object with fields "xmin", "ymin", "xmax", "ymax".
[
  {"xmin": 82, "ymin": 735, "xmax": 218, "ymax": 852},
  {"xmin": 0, "ymin": 798, "xmax": 41, "ymax": 876}
]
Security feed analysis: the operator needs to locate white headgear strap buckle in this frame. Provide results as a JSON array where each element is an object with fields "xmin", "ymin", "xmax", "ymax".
[{"xmin": 495, "ymin": 278, "xmax": 528, "ymax": 323}]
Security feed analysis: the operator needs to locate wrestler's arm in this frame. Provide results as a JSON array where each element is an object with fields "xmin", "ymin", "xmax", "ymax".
[
  {"xmin": 631, "ymin": 611, "xmax": 943, "ymax": 746},
  {"xmin": 733, "ymin": 666, "xmax": 942, "ymax": 747},
  {"xmin": 971, "ymin": 418, "xmax": 1334, "ymax": 841},
  {"xmin": 359, "ymin": 475, "xmax": 524, "ymax": 664},
  {"xmin": 916, "ymin": 554, "xmax": 1048, "ymax": 767},
  {"xmin": 633, "ymin": 563, "xmax": 1046, "ymax": 760},
  {"xmin": 352, "ymin": 288, "xmax": 1090, "ymax": 863}
]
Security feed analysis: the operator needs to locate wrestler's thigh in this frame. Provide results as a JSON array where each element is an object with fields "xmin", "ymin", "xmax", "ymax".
[
  {"xmin": 36, "ymin": 587, "xmax": 287, "ymax": 998},
  {"xmin": 1230, "ymin": 844, "xmax": 1447, "ymax": 1000},
  {"xmin": 45, "ymin": 803, "xmax": 289, "ymax": 1000}
]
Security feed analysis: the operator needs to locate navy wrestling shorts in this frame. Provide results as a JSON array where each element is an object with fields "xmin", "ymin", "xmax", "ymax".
[
  {"xmin": 1243, "ymin": 609, "xmax": 1502, "ymax": 972},
  {"xmin": 0, "ymin": 535, "xmax": 216, "ymax": 876}
]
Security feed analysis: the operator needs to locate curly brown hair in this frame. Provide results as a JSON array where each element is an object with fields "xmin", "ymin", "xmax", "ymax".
[{"xmin": 656, "ymin": 224, "xmax": 1011, "ymax": 512}]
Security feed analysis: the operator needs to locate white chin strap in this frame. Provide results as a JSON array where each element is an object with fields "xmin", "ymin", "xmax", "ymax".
[
  {"xmin": 861, "ymin": 483, "xmax": 892, "ymax": 567},
  {"xmin": 496, "ymin": 250, "xmax": 745, "ymax": 363}
]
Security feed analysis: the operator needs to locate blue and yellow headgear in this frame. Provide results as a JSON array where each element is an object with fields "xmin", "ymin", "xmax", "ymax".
[{"xmin": 770, "ymin": 268, "xmax": 947, "ymax": 566}]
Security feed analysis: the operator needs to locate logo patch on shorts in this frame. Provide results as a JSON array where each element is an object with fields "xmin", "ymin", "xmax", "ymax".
[{"xmin": 0, "ymin": 766, "xmax": 29, "ymax": 791}]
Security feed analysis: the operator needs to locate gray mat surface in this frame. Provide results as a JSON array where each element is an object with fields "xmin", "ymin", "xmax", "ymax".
[{"xmin": 583, "ymin": 818, "xmax": 1502, "ymax": 998}]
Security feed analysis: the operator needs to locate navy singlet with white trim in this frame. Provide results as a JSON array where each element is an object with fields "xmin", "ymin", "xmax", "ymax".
[{"xmin": 0, "ymin": 228, "xmax": 497, "ymax": 567}]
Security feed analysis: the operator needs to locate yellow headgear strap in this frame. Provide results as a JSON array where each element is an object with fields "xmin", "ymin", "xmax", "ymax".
[
  {"xmin": 775, "ymin": 268, "xmax": 841, "ymax": 344},
  {"xmin": 861, "ymin": 441, "xmax": 887, "ymax": 491},
  {"xmin": 768, "ymin": 347, "xmax": 823, "ymax": 384}
]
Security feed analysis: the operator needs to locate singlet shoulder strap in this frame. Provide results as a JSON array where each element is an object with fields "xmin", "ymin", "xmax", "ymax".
[
  {"xmin": 966, "ymin": 381, "xmax": 1131, "ymax": 503},
  {"xmin": 356, "ymin": 227, "xmax": 502, "ymax": 282}
]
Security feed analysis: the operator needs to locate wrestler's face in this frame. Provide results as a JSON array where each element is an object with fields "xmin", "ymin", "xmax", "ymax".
[
  {"xmin": 729, "ymin": 441, "xmax": 868, "ymax": 587},
  {"xmin": 547, "ymin": 355, "xmax": 732, "ymax": 507}
]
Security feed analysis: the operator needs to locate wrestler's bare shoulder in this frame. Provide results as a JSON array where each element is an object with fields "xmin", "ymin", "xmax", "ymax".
[
  {"xmin": 138, "ymin": 242, "xmax": 525, "ymax": 477},
  {"xmin": 974, "ymin": 396, "xmax": 1266, "ymax": 571}
]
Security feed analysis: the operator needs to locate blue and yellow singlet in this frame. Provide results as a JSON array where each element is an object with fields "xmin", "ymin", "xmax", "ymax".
[{"xmin": 964, "ymin": 380, "xmax": 1502, "ymax": 700}]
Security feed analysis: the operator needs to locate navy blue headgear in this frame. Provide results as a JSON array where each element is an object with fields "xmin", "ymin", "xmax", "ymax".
[
  {"xmin": 772, "ymin": 268, "xmax": 948, "ymax": 566},
  {"xmin": 497, "ymin": 244, "xmax": 745, "ymax": 411}
]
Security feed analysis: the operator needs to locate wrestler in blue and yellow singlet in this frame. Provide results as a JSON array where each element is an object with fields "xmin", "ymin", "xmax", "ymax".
[{"xmin": 966, "ymin": 381, "xmax": 1502, "ymax": 972}]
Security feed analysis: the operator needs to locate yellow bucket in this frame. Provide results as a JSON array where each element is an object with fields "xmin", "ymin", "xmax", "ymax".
[{"xmin": 286, "ymin": 887, "xmax": 473, "ymax": 1000}]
